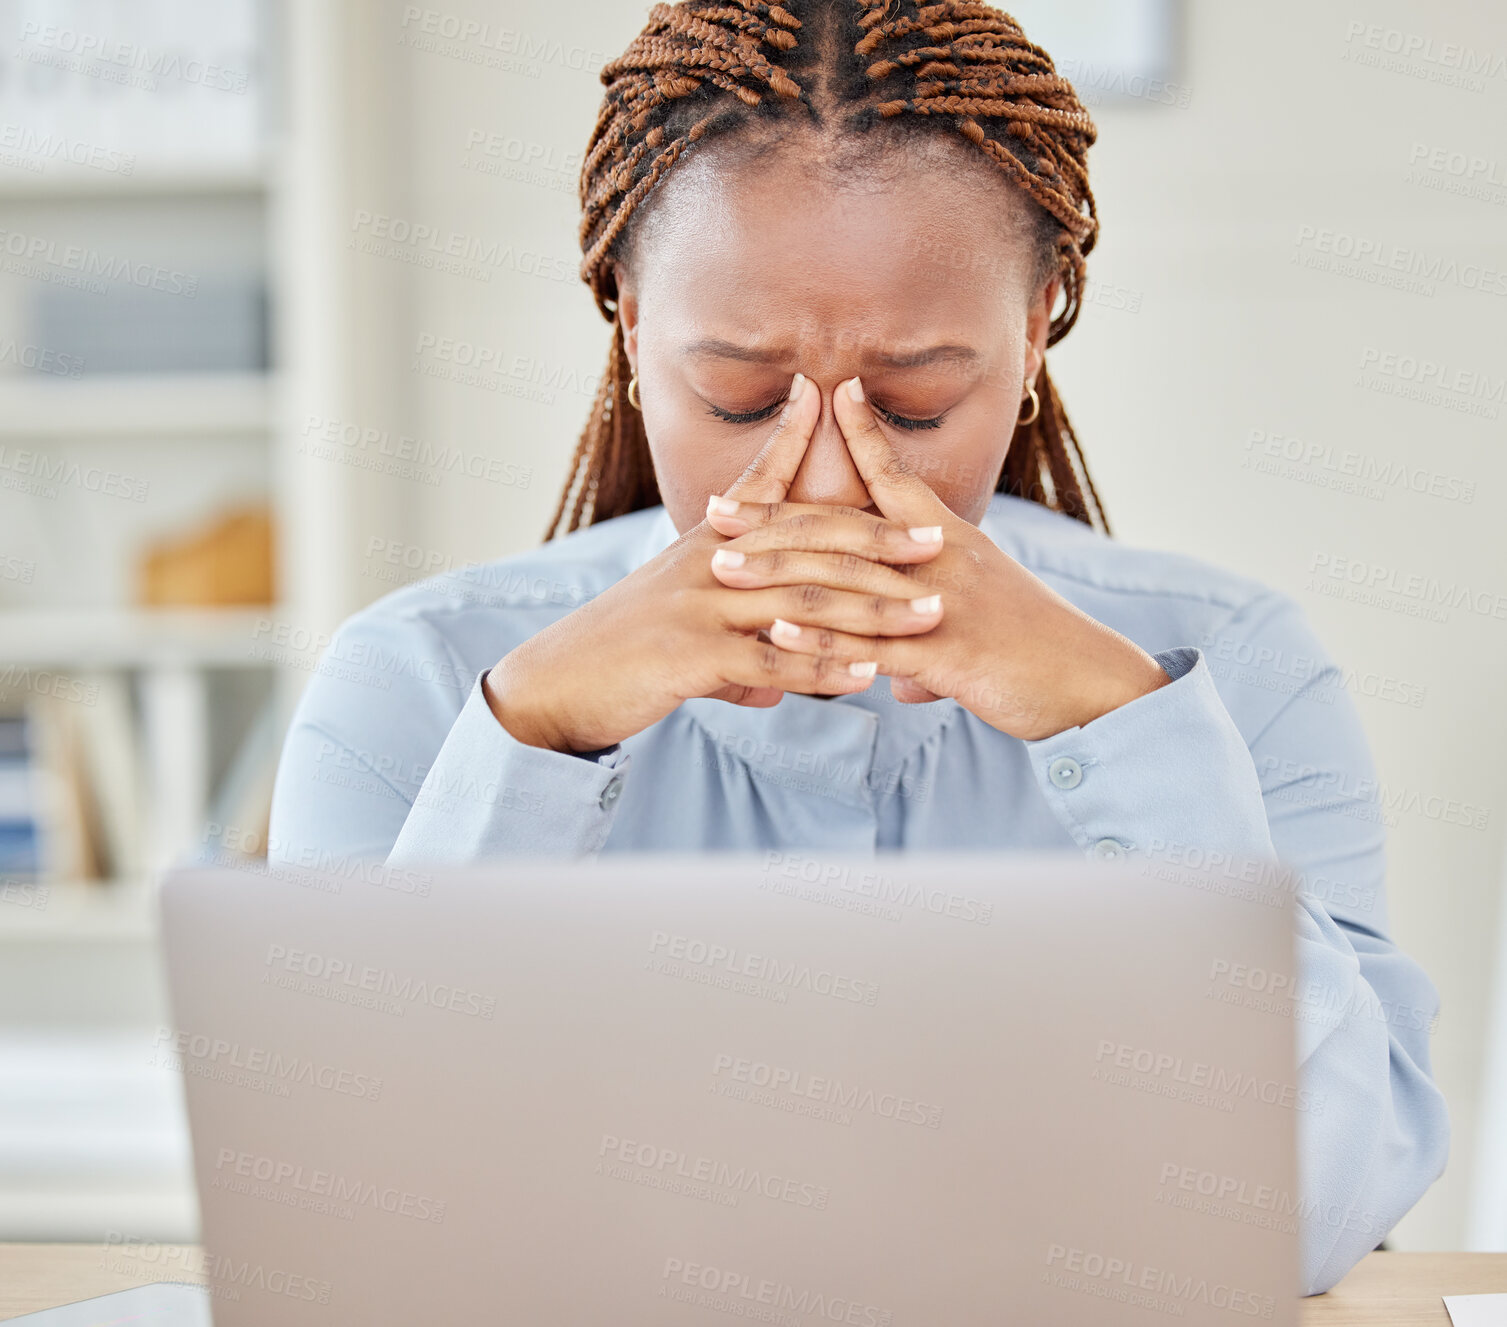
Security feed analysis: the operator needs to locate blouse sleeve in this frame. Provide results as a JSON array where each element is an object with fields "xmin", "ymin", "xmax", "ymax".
[
  {"xmin": 266, "ymin": 610, "xmax": 632, "ymax": 871},
  {"xmin": 1024, "ymin": 591, "xmax": 1449, "ymax": 1295}
]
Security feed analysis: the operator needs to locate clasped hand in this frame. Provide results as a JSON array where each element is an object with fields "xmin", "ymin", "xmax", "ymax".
[{"xmin": 701, "ymin": 373, "xmax": 1170, "ymax": 742}]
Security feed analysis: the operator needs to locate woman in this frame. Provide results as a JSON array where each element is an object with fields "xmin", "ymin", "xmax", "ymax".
[{"xmin": 269, "ymin": 0, "xmax": 1447, "ymax": 1297}]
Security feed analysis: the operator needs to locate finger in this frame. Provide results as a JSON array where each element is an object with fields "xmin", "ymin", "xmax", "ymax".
[
  {"xmin": 720, "ymin": 583, "xmax": 944, "ymax": 639},
  {"xmin": 890, "ymin": 676, "xmax": 945, "ymax": 704},
  {"xmin": 707, "ymin": 508, "xmax": 944, "ymax": 564},
  {"xmin": 765, "ymin": 619, "xmax": 921, "ymax": 678},
  {"xmin": 705, "ymin": 682, "xmax": 785, "ymax": 708},
  {"xmin": 715, "ymin": 634, "xmax": 880, "ymax": 698},
  {"xmin": 716, "ymin": 372, "xmax": 821, "ymax": 507},
  {"xmin": 705, "ymin": 496, "xmax": 871, "ymax": 537},
  {"xmin": 710, "ymin": 547, "xmax": 931, "ymax": 600},
  {"xmin": 833, "ymin": 376, "xmax": 951, "ymax": 527}
]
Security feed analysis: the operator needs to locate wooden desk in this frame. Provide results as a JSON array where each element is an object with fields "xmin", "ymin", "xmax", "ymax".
[
  {"xmin": 0, "ymin": 1246, "xmax": 1502, "ymax": 1322},
  {"xmin": 1303, "ymin": 1254, "xmax": 1507, "ymax": 1324}
]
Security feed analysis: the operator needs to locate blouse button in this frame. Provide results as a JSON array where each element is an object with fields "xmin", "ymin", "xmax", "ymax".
[
  {"xmin": 1048, "ymin": 756, "xmax": 1083, "ymax": 790},
  {"xmin": 1091, "ymin": 838, "xmax": 1126, "ymax": 861},
  {"xmin": 599, "ymin": 775, "xmax": 624, "ymax": 810}
]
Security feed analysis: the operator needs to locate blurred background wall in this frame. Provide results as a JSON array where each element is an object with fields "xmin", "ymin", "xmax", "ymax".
[{"xmin": 0, "ymin": 0, "xmax": 1502, "ymax": 1254}]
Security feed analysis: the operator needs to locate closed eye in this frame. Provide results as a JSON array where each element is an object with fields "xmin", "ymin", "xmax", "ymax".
[{"xmin": 705, "ymin": 398, "xmax": 948, "ymax": 431}]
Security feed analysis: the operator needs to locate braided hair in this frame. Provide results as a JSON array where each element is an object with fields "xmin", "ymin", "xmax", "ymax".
[{"xmin": 548, "ymin": 0, "xmax": 1107, "ymax": 540}]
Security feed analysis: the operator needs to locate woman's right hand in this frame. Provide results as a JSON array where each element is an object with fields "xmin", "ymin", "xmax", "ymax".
[{"xmin": 483, "ymin": 373, "xmax": 948, "ymax": 754}]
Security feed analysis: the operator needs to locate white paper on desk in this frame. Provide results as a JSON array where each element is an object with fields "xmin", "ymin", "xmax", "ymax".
[
  {"xmin": 2, "ymin": 1281, "xmax": 210, "ymax": 1324},
  {"xmin": 1445, "ymin": 1293, "xmax": 1507, "ymax": 1326}
]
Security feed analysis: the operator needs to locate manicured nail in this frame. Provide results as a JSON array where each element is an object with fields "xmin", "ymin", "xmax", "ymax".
[
  {"xmin": 848, "ymin": 660, "xmax": 878, "ymax": 678},
  {"xmin": 707, "ymin": 494, "xmax": 739, "ymax": 516},
  {"xmin": 910, "ymin": 595, "xmax": 942, "ymax": 614},
  {"xmin": 907, "ymin": 526, "xmax": 943, "ymax": 543},
  {"xmin": 789, "ymin": 372, "xmax": 805, "ymax": 402},
  {"xmin": 712, "ymin": 548, "xmax": 745, "ymax": 569},
  {"xmin": 770, "ymin": 618, "xmax": 801, "ymax": 640},
  {"xmin": 846, "ymin": 377, "xmax": 864, "ymax": 403}
]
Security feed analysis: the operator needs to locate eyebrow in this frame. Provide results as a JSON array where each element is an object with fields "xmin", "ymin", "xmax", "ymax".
[{"xmin": 680, "ymin": 337, "xmax": 980, "ymax": 369}]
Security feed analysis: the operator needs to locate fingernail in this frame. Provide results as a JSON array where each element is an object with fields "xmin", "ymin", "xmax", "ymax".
[
  {"xmin": 712, "ymin": 548, "xmax": 746, "ymax": 569},
  {"xmin": 911, "ymin": 595, "xmax": 942, "ymax": 614},
  {"xmin": 789, "ymin": 372, "xmax": 805, "ymax": 403},
  {"xmin": 848, "ymin": 660, "xmax": 878, "ymax": 678},
  {"xmin": 846, "ymin": 377, "xmax": 864, "ymax": 403},
  {"xmin": 907, "ymin": 526, "xmax": 943, "ymax": 543},
  {"xmin": 771, "ymin": 618, "xmax": 801, "ymax": 640},
  {"xmin": 707, "ymin": 494, "xmax": 739, "ymax": 516}
]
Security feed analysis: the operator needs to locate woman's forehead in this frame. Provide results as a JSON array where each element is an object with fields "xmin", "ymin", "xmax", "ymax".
[{"xmin": 628, "ymin": 142, "xmax": 1037, "ymax": 330}]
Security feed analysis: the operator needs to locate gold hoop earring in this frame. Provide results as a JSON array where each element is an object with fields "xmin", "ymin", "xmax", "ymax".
[
  {"xmin": 1017, "ymin": 382, "xmax": 1040, "ymax": 427},
  {"xmin": 627, "ymin": 373, "xmax": 641, "ymax": 410}
]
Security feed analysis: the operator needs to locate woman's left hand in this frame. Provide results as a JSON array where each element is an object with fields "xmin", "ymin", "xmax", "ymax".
[{"xmin": 704, "ymin": 376, "xmax": 1172, "ymax": 741}]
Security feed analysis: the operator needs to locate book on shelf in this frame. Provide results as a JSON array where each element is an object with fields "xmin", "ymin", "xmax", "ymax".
[
  {"xmin": 0, "ymin": 676, "xmax": 145, "ymax": 888},
  {"xmin": 0, "ymin": 712, "xmax": 40, "ymax": 879}
]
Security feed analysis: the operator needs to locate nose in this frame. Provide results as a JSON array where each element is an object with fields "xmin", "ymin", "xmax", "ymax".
[{"xmin": 785, "ymin": 381, "xmax": 875, "ymax": 512}]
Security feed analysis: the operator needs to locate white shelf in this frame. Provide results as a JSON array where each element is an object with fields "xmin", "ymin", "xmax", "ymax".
[
  {"xmin": 0, "ymin": 166, "xmax": 268, "ymax": 201},
  {"xmin": 0, "ymin": 607, "xmax": 284, "ymax": 668},
  {"xmin": 0, "ymin": 373, "xmax": 271, "ymax": 438},
  {"xmin": 0, "ymin": 878, "xmax": 158, "ymax": 943}
]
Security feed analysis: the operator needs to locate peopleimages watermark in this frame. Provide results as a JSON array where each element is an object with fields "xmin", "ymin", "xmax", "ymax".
[
  {"xmin": 1055, "ymin": 57, "xmax": 1192, "ymax": 108},
  {"xmin": 1341, "ymin": 21, "xmax": 1506, "ymax": 94},
  {"xmin": 247, "ymin": 616, "xmax": 473, "ymax": 695},
  {"xmin": 695, "ymin": 729, "xmax": 932, "ymax": 806},
  {"xmin": 1043, "ymin": 1242, "xmax": 1276, "ymax": 1319},
  {"xmin": 0, "ymin": 338, "xmax": 84, "ymax": 377},
  {"xmin": 200, "ymin": 822, "xmax": 435, "ymax": 896},
  {"xmin": 412, "ymin": 332, "xmax": 599, "ymax": 405},
  {"xmin": 17, "ymin": 23, "xmax": 252, "ymax": 93},
  {"xmin": 100, "ymin": 1233, "xmax": 331, "ymax": 1307},
  {"xmin": 360, "ymin": 539, "xmax": 595, "ymax": 616},
  {"xmin": 0, "ymin": 444, "xmax": 149, "ymax": 504},
  {"xmin": 1255, "ymin": 755, "xmax": 1489, "ymax": 833},
  {"xmin": 1137, "ymin": 838, "xmax": 1379, "ymax": 916},
  {"xmin": 1290, "ymin": 224, "xmax": 1507, "ymax": 298},
  {"xmin": 1242, "ymin": 428, "xmax": 1475, "ymax": 504},
  {"xmin": 1206, "ymin": 957, "xmax": 1438, "ymax": 1034},
  {"xmin": 1355, "ymin": 346, "xmax": 1502, "ymax": 420},
  {"xmin": 1, "ymin": 878, "xmax": 49, "ymax": 912},
  {"xmin": 211, "ymin": 1147, "xmax": 447, "ymax": 1224},
  {"xmin": 659, "ymin": 1256, "xmax": 890, "ymax": 1326},
  {"xmin": 151, "ymin": 1026, "xmax": 384, "ymax": 1102},
  {"xmin": 1154, "ymin": 1162, "xmax": 1388, "ymax": 1240},
  {"xmin": 0, "ymin": 122, "xmax": 136, "ymax": 176},
  {"xmin": 647, "ymin": 930, "xmax": 881, "ymax": 1007},
  {"xmin": 349, "ymin": 209, "xmax": 573, "ymax": 284},
  {"xmin": 760, "ymin": 850, "xmax": 994, "ymax": 924},
  {"xmin": 1405, "ymin": 142, "xmax": 1507, "ymax": 206},
  {"xmin": 0, "ymin": 665, "xmax": 99, "ymax": 708},
  {"xmin": 398, "ymin": 7, "xmax": 610, "ymax": 77},
  {"xmin": 459, "ymin": 130, "xmax": 580, "ymax": 195},
  {"xmin": 0, "ymin": 554, "xmax": 36, "ymax": 585},
  {"xmin": 300, "ymin": 414, "xmax": 533, "ymax": 490},
  {"xmin": 310, "ymin": 735, "xmax": 548, "ymax": 819},
  {"xmin": 1201, "ymin": 630, "xmax": 1428, "ymax": 711},
  {"xmin": 597, "ymin": 1133, "xmax": 830, "ymax": 1211},
  {"xmin": 1092, "ymin": 1040, "xmax": 1326, "ymax": 1115},
  {"xmin": 1305, "ymin": 552, "xmax": 1507, "ymax": 625},
  {"xmin": 710, "ymin": 1052, "xmax": 944, "ymax": 1129},
  {"xmin": 0, "ymin": 225, "xmax": 199, "ymax": 295},
  {"xmin": 262, "ymin": 943, "xmax": 498, "ymax": 1020}
]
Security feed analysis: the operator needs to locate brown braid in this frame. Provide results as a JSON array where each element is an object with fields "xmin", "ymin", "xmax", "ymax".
[{"xmin": 548, "ymin": 0, "xmax": 1109, "ymax": 541}]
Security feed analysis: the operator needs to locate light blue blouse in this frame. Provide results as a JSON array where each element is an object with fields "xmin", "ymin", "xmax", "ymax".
[{"xmin": 267, "ymin": 492, "xmax": 1448, "ymax": 1296}]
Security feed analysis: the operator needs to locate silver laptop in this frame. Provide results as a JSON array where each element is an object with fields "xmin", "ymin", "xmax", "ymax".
[{"xmin": 159, "ymin": 851, "xmax": 1301, "ymax": 1325}]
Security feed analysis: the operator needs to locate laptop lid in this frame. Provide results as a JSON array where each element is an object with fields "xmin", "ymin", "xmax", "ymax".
[{"xmin": 160, "ymin": 851, "xmax": 1299, "ymax": 1325}]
